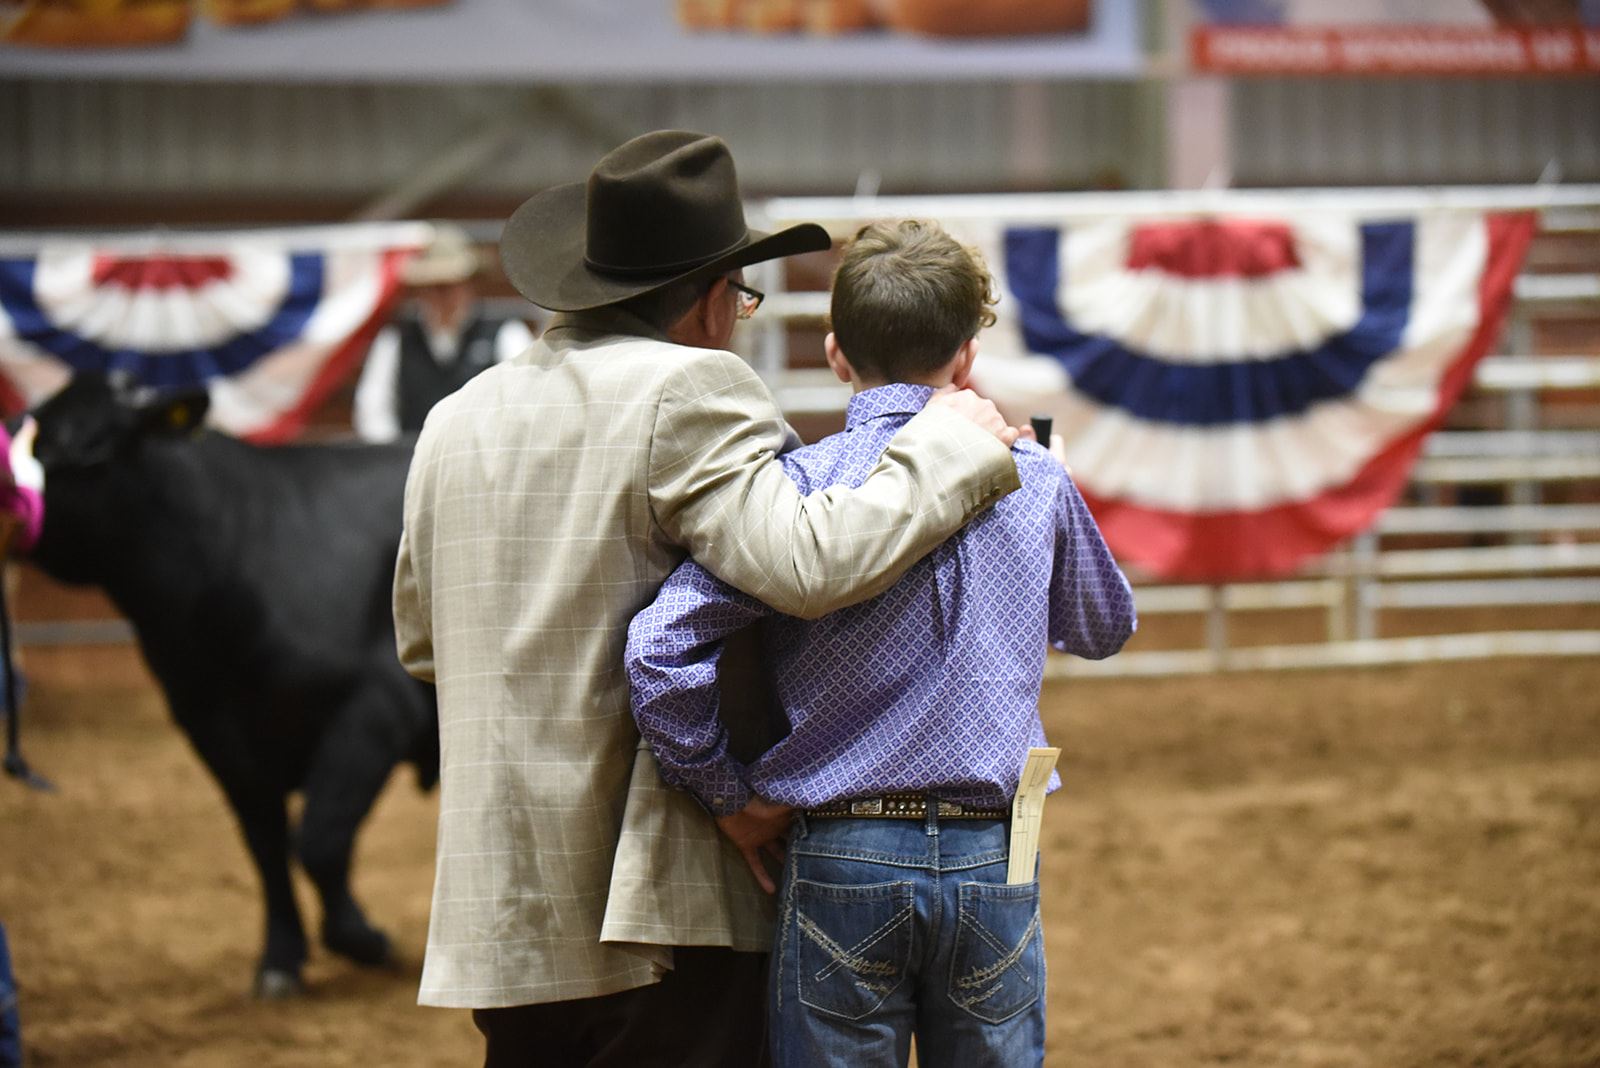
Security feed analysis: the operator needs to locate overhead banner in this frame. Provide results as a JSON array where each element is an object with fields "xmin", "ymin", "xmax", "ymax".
[
  {"xmin": 0, "ymin": 223, "xmax": 429, "ymax": 443},
  {"xmin": 958, "ymin": 209, "xmax": 1537, "ymax": 581},
  {"xmin": 0, "ymin": 0, "xmax": 454, "ymax": 48},
  {"xmin": 0, "ymin": 0, "xmax": 1142, "ymax": 79},
  {"xmin": 1191, "ymin": 0, "xmax": 1600, "ymax": 76}
]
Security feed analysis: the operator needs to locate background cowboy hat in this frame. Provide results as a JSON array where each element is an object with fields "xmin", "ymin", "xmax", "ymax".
[{"xmin": 402, "ymin": 223, "xmax": 481, "ymax": 287}]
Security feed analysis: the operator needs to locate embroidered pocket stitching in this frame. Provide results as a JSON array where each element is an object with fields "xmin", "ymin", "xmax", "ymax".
[
  {"xmin": 776, "ymin": 866, "xmax": 798, "ymax": 1014},
  {"xmin": 954, "ymin": 908, "xmax": 1039, "ymax": 992},
  {"xmin": 963, "ymin": 904, "xmax": 1030, "ymax": 964},
  {"xmin": 801, "ymin": 902, "xmax": 914, "ymax": 984}
]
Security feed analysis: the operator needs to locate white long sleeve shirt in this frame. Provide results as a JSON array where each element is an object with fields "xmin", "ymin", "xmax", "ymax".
[{"xmin": 353, "ymin": 317, "xmax": 535, "ymax": 443}]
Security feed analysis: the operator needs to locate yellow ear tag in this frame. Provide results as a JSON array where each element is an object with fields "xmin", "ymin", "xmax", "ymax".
[{"xmin": 168, "ymin": 405, "xmax": 189, "ymax": 430}]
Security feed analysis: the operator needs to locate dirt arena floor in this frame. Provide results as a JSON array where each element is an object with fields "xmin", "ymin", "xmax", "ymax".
[{"xmin": 3, "ymin": 633, "xmax": 1599, "ymax": 1067}]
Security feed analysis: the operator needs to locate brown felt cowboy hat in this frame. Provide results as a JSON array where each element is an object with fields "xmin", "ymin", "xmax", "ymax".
[{"xmin": 500, "ymin": 130, "xmax": 831, "ymax": 312}]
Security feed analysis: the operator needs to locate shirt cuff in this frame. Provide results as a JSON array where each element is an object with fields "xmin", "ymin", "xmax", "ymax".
[{"xmin": 678, "ymin": 762, "xmax": 753, "ymax": 818}]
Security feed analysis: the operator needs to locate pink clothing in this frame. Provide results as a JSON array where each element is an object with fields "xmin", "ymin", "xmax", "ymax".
[{"xmin": 0, "ymin": 423, "xmax": 43, "ymax": 554}]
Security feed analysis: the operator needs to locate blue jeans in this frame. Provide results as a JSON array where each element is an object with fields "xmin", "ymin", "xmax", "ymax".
[{"xmin": 770, "ymin": 811, "xmax": 1045, "ymax": 1068}]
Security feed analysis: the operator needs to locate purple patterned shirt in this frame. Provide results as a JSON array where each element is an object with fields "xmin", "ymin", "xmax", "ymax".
[{"xmin": 626, "ymin": 383, "xmax": 1137, "ymax": 815}]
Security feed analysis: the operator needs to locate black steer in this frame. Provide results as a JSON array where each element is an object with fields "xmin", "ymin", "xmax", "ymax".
[{"xmin": 21, "ymin": 374, "xmax": 438, "ymax": 998}]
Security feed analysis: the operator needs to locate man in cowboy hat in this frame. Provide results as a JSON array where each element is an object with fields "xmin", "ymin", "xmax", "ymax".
[
  {"xmin": 393, "ymin": 130, "xmax": 1023, "ymax": 1066},
  {"xmin": 351, "ymin": 223, "xmax": 535, "ymax": 443}
]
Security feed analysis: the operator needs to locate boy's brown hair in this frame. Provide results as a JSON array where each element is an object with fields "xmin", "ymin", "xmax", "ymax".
[{"xmin": 829, "ymin": 219, "xmax": 998, "ymax": 383}]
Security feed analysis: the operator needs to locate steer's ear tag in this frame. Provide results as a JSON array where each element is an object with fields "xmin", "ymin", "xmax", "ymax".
[{"xmin": 142, "ymin": 388, "xmax": 211, "ymax": 438}]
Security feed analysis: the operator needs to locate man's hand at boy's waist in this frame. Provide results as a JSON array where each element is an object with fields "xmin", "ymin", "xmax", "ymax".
[
  {"xmin": 716, "ymin": 797, "xmax": 794, "ymax": 895},
  {"xmin": 926, "ymin": 385, "xmax": 1020, "ymax": 448}
]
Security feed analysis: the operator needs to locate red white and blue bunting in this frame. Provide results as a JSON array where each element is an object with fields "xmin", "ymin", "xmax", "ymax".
[
  {"xmin": 0, "ymin": 223, "xmax": 429, "ymax": 443},
  {"xmin": 967, "ymin": 210, "xmax": 1537, "ymax": 581}
]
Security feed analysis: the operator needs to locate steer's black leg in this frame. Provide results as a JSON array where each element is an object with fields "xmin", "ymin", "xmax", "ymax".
[
  {"xmin": 296, "ymin": 691, "xmax": 406, "ymax": 968},
  {"xmin": 182, "ymin": 715, "xmax": 307, "ymax": 998}
]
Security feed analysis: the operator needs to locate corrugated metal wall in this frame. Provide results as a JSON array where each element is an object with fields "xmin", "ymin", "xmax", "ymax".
[
  {"xmin": 0, "ymin": 76, "xmax": 1594, "ymax": 205},
  {"xmin": 0, "ymin": 79, "xmax": 1159, "ymax": 201},
  {"xmin": 1231, "ymin": 78, "xmax": 1600, "ymax": 188}
]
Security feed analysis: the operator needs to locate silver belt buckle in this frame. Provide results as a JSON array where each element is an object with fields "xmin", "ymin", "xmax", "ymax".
[
  {"xmin": 849, "ymin": 798, "xmax": 885, "ymax": 816},
  {"xmin": 937, "ymin": 800, "xmax": 964, "ymax": 817}
]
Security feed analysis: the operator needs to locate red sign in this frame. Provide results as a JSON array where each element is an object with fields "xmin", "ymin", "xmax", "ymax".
[{"xmin": 1193, "ymin": 26, "xmax": 1600, "ymax": 76}]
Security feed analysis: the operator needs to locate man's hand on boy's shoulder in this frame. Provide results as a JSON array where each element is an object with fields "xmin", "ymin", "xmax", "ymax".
[
  {"xmin": 925, "ymin": 386, "xmax": 1020, "ymax": 447},
  {"xmin": 716, "ymin": 796, "xmax": 795, "ymax": 895}
]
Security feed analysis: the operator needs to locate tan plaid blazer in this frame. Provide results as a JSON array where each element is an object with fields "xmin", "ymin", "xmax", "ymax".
[{"xmin": 393, "ymin": 312, "xmax": 1019, "ymax": 1009}]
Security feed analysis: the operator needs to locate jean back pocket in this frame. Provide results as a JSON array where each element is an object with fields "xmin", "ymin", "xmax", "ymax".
[
  {"xmin": 949, "ymin": 879, "xmax": 1043, "ymax": 1024},
  {"xmin": 792, "ymin": 878, "xmax": 915, "ymax": 1021}
]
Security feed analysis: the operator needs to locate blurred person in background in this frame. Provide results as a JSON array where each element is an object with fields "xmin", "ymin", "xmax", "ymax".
[
  {"xmin": 393, "ymin": 131, "xmax": 1025, "ymax": 1067},
  {"xmin": 0, "ymin": 417, "xmax": 43, "ymax": 783},
  {"xmin": 0, "ymin": 423, "xmax": 31, "ymax": 1068},
  {"xmin": 352, "ymin": 224, "xmax": 534, "ymax": 443}
]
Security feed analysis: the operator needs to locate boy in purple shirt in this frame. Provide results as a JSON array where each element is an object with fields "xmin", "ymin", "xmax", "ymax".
[{"xmin": 626, "ymin": 220, "xmax": 1136, "ymax": 1067}]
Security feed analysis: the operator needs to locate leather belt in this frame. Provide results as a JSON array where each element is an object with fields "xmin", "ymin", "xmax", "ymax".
[{"xmin": 805, "ymin": 793, "xmax": 1009, "ymax": 821}]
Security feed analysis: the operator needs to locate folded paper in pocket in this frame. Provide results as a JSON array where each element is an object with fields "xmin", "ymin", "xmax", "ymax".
[{"xmin": 1007, "ymin": 746, "xmax": 1059, "ymax": 885}]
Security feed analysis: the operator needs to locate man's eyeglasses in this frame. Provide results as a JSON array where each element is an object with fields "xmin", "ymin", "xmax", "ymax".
[{"xmin": 729, "ymin": 280, "xmax": 765, "ymax": 320}]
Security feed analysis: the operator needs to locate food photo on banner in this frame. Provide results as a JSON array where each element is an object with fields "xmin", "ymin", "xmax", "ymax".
[
  {"xmin": 0, "ymin": 0, "xmax": 457, "ymax": 47},
  {"xmin": 675, "ymin": 0, "xmax": 1094, "ymax": 37},
  {"xmin": 0, "ymin": 0, "xmax": 1143, "ymax": 78}
]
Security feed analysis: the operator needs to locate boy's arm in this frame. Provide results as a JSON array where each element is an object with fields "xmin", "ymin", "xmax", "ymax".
[
  {"xmin": 626, "ymin": 558, "xmax": 775, "ymax": 816},
  {"xmin": 1048, "ymin": 469, "xmax": 1138, "ymax": 660},
  {"xmin": 649, "ymin": 349, "xmax": 1019, "ymax": 621}
]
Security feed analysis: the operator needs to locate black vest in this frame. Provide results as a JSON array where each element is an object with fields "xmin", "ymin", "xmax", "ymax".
[{"xmin": 396, "ymin": 316, "xmax": 503, "ymax": 432}]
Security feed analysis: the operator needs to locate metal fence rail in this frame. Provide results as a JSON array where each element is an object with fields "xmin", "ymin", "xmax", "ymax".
[{"xmin": 1045, "ymin": 630, "xmax": 1600, "ymax": 680}]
